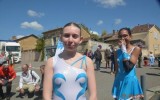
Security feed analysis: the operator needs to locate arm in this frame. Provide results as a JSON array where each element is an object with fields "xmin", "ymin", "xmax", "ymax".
[
  {"xmin": 43, "ymin": 57, "xmax": 54, "ymax": 100},
  {"xmin": 122, "ymin": 46, "xmax": 141, "ymax": 72},
  {"xmin": 19, "ymin": 75, "xmax": 24, "ymax": 89},
  {"xmin": 8, "ymin": 67, "xmax": 16, "ymax": 82},
  {"xmin": 32, "ymin": 71, "xmax": 40, "ymax": 85},
  {"xmin": 86, "ymin": 57, "xmax": 97, "ymax": 100}
]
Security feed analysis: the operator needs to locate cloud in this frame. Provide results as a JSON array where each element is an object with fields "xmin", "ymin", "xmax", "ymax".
[
  {"xmin": 27, "ymin": 10, "xmax": 45, "ymax": 17},
  {"xmin": 21, "ymin": 21, "xmax": 44, "ymax": 30},
  {"xmin": 114, "ymin": 18, "xmax": 122, "ymax": 25},
  {"xmin": 90, "ymin": 30, "xmax": 99, "ymax": 35},
  {"xmin": 16, "ymin": 35, "xmax": 25, "ymax": 39},
  {"xmin": 94, "ymin": 0, "xmax": 126, "ymax": 8},
  {"xmin": 97, "ymin": 20, "xmax": 103, "ymax": 25}
]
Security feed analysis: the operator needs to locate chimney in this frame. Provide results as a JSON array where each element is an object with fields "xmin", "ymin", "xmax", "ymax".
[
  {"xmin": 12, "ymin": 36, "xmax": 17, "ymax": 40},
  {"xmin": 113, "ymin": 30, "xmax": 115, "ymax": 34}
]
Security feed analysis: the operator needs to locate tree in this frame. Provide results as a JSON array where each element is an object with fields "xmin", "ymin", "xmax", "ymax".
[
  {"xmin": 101, "ymin": 30, "xmax": 107, "ymax": 37},
  {"xmin": 90, "ymin": 33, "xmax": 99, "ymax": 41},
  {"xmin": 35, "ymin": 36, "xmax": 45, "ymax": 61}
]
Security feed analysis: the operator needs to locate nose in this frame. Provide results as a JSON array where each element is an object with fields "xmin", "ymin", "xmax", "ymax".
[{"xmin": 68, "ymin": 35, "xmax": 73, "ymax": 42}]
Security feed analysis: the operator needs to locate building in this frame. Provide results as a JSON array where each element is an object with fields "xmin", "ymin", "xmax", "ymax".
[{"xmin": 13, "ymin": 34, "xmax": 39, "ymax": 62}]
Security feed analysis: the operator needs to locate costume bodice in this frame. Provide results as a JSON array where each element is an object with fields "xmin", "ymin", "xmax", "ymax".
[
  {"xmin": 52, "ymin": 55, "xmax": 87, "ymax": 100},
  {"xmin": 116, "ymin": 47, "xmax": 136, "ymax": 78}
]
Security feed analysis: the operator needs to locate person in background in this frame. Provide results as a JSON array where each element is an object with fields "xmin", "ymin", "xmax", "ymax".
[
  {"xmin": 112, "ymin": 27, "xmax": 143, "ymax": 100},
  {"xmin": 39, "ymin": 65, "xmax": 45, "ymax": 91},
  {"xmin": 88, "ymin": 50, "xmax": 94, "ymax": 60},
  {"xmin": 110, "ymin": 45, "xmax": 115, "ymax": 74},
  {"xmin": 8, "ymin": 52, "xmax": 14, "ymax": 67},
  {"xmin": 94, "ymin": 45, "xmax": 102, "ymax": 70},
  {"xmin": 143, "ymin": 56, "xmax": 149, "ymax": 66},
  {"xmin": 0, "ymin": 62, "xmax": 16, "ymax": 100},
  {"xmin": 16, "ymin": 64, "xmax": 40, "ymax": 98},
  {"xmin": 149, "ymin": 51, "xmax": 155, "ymax": 66},
  {"xmin": 83, "ymin": 49, "xmax": 89, "ymax": 56},
  {"xmin": 43, "ymin": 22, "xmax": 97, "ymax": 100},
  {"xmin": 0, "ymin": 52, "xmax": 8, "ymax": 66},
  {"xmin": 137, "ymin": 45, "xmax": 142, "ymax": 68},
  {"xmin": 104, "ymin": 48, "xmax": 110, "ymax": 69}
]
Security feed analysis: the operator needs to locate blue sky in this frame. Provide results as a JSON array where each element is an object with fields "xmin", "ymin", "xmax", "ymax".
[{"xmin": 0, "ymin": 0, "xmax": 160, "ymax": 40}]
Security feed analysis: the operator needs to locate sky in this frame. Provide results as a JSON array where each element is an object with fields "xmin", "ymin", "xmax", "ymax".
[{"xmin": 0, "ymin": 0, "xmax": 160, "ymax": 40}]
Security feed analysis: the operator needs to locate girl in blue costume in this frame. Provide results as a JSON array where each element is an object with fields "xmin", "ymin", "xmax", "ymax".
[
  {"xmin": 112, "ymin": 28, "xmax": 144, "ymax": 100},
  {"xmin": 43, "ymin": 22, "xmax": 97, "ymax": 100}
]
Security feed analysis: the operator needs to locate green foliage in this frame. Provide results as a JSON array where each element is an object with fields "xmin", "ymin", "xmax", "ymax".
[
  {"xmin": 35, "ymin": 36, "xmax": 45, "ymax": 61},
  {"xmin": 101, "ymin": 30, "xmax": 107, "ymax": 37},
  {"xmin": 90, "ymin": 33, "xmax": 99, "ymax": 41}
]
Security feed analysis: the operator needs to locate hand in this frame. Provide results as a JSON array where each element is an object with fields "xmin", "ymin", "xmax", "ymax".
[
  {"xmin": 35, "ymin": 84, "xmax": 40, "ymax": 92},
  {"xmin": 120, "ymin": 39, "xmax": 127, "ymax": 53},
  {"xmin": 20, "ymin": 88, "xmax": 24, "ymax": 94},
  {"xmin": 0, "ymin": 79, "xmax": 3, "ymax": 84},
  {"xmin": 8, "ymin": 79, "xmax": 13, "ymax": 82},
  {"xmin": 0, "ymin": 79, "xmax": 6, "ymax": 85}
]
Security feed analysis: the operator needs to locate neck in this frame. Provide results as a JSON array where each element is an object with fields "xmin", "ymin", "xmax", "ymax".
[
  {"xmin": 126, "ymin": 43, "xmax": 132, "ymax": 49},
  {"xmin": 62, "ymin": 50, "xmax": 77, "ymax": 58}
]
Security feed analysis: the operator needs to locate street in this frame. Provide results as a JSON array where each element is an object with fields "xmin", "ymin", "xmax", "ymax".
[{"xmin": 3, "ymin": 61, "xmax": 160, "ymax": 100}]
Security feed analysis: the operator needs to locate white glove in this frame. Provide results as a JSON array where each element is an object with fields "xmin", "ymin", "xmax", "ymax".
[{"xmin": 121, "ymin": 43, "xmax": 127, "ymax": 53}]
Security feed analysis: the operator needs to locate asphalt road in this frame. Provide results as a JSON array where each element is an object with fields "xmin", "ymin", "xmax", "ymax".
[{"xmin": 2, "ymin": 61, "xmax": 160, "ymax": 100}]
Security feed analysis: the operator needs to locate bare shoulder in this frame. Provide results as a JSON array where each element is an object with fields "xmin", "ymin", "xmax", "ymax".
[
  {"xmin": 133, "ymin": 46, "xmax": 141, "ymax": 53},
  {"xmin": 85, "ymin": 56, "xmax": 94, "ymax": 68},
  {"xmin": 46, "ymin": 57, "xmax": 53, "ymax": 68}
]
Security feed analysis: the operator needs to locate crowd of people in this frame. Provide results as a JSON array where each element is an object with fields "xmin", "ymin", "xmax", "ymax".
[
  {"xmin": 0, "ymin": 22, "xmax": 158, "ymax": 100},
  {"xmin": 0, "ymin": 51, "xmax": 44, "ymax": 100}
]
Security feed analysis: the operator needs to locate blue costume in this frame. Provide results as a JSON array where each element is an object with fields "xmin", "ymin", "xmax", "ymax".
[
  {"xmin": 112, "ymin": 47, "xmax": 143, "ymax": 100},
  {"xmin": 52, "ymin": 55, "xmax": 88, "ymax": 100}
]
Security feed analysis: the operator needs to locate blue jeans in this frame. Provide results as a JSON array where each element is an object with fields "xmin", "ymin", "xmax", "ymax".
[
  {"xmin": 95, "ymin": 59, "xmax": 101, "ymax": 70},
  {"xmin": 111, "ymin": 60, "xmax": 114, "ymax": 72}
]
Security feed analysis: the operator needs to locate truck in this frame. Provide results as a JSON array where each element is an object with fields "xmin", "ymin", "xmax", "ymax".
[{"xmin": 0, "ymin": 40, "xmax": 21, "ymax": 63}]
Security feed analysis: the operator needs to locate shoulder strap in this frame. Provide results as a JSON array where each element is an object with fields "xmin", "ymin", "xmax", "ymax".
[
  {"xmin": 30, "ymin": 70, "xmax": 35, "ymax": 81},
  {"xmin": 129, "ymin": 47, "xmax": 136, "ymax": 55},
  {"xmin": 80, "ymin": 56, "xmax": 87, "ymax": 69},
  {"xmin": 70, "ymin": 56, "xmax": 85, "ymax": 66}
]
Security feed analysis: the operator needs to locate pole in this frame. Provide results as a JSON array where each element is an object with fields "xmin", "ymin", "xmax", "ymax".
[{"xmin": 140, "ymin": 75, "xmax": 146, "ymax": 100}]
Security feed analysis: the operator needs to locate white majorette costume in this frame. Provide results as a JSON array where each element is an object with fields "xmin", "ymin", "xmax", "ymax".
[{"xmin": 52, "ymin": 55, "xmax": 87, "ymax": 100}]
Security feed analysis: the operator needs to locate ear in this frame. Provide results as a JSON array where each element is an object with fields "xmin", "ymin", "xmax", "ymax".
[{"xmin": 79, "ymin": 36, "xmax": 83, "ymax": 44}]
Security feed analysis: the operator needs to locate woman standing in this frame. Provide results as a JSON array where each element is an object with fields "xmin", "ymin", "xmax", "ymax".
[
  {"xmin": 112, "ymin": 28, "xmax": 143, "ymax": 100},
  {"xmin": 43, "ymin": 22, "xmax": 97, "ymax": 100}
]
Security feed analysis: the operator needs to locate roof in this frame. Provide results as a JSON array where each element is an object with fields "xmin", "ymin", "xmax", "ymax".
[
  {"xmin": 42, "ymin": 27, "xmax": 62, "ymax": 34},
  {"xmin": 131, "ymin": 24, "xmax": 154, "ymax": 33},
  {"xmin": 131, "ymin": 32, "xmax": 147, "ymax": 41},
  {"xmin": 14, "ymin": 34, "xmax": 38, "ymax": 41}
]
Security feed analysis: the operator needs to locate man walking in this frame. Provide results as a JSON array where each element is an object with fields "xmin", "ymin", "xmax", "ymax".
[{"xmin": 94, "ymin": 45, "xmax": 102, "ymax": 70}]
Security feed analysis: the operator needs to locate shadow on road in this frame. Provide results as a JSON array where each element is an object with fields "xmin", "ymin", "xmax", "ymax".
[
  {"xmin": 100, "ymin": 71, "xmax": 111, "ymax": 74},
  {"xmin": 146, "ymin": 73, "xmax": 160, "ymax": 76},
  {"xmin": 149, "ymin": 68, "xmax": 160, "ymax": 70}
]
